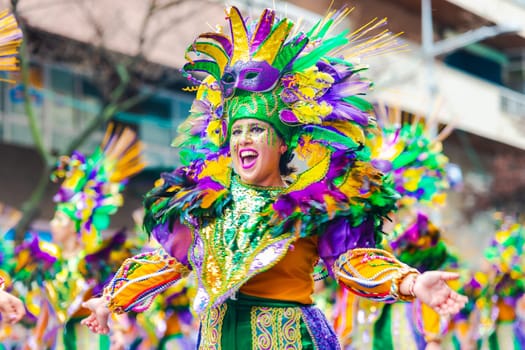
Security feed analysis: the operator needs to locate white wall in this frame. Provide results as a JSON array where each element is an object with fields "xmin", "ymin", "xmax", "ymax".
[
  {"xmin": 446, "ymin": 0, "xmax": 525, "ymax": 38},
  {"xmin": 368, "ymin": 49, "xmax": 525, "ymax": 150}
]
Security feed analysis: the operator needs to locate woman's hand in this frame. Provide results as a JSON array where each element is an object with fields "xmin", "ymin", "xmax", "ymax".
[
  {"xmin": 0, "ymin": 290, "xmax": 25, "ymax": 324},
  {"xmin": 411, "ymin": 271, "xmax": 468, "ymax": 316},
  {"xmin": 80, "ymin": 297, "xmax": 111, "ymax": 334}
]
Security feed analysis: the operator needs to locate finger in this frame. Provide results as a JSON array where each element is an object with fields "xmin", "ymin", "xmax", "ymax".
[
  {"xmin": 6, "ymin": 303, "xmax": 23, "ymax": 323},
  {"xmin": 13, "ymin": 299, "xmax": 25, "ymax": 319},
  {"xmin": 436, "ymin": 302, "xmax": 453, "ymax": 316},
  {"xmin": 450, "ymin": 292, "xmax": 468, "ymax": 307},
  {"xmin": 446, "ymin": 301, "xmax": 460, "ymax": 316},
  {"xmin": 95, "ymin": 308, "xmax": 109, "ymax": 330},
  {"xmin": 432, "ymin": 293, "xmax": 447, "ymax": 307},
  {"xmin": 81, "ymin": 313, "xmax": 96, "ymax": 325},
  {"xmin": 438, "ymin": 272, "xmax": 460, "ymax": 281},
  {"xmin": 457, "ymin": 294, "xmax": 469, "ymax": 305},
  {"xmin": 94, "ymin": 317, "xmax": 110, "ymax": 334},
  {"xmin": 80, "ymin": 318, "xmax": 90, "ymax": 326},
  {"xmin": 435, "ymin": 308, "xmax": 444, "ymax": 316},
  {"xmin": 444, "ymin": 299, "xmax": 457, "ymax": 313},
  {"xmin": 446, "ymin": 296, "xmax": 459, "ymax": 308}
]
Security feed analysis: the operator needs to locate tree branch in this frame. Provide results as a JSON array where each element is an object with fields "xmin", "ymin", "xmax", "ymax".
[{"xmin": 13, "ymin": 2, "xmax": 52, "ymax": 165}]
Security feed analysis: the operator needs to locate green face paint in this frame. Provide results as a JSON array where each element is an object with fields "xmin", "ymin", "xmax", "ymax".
[
  {"xmin": 230, "ymin": 121, "xmax": 278, "ymax": 151},
  {"xmin": 229, "ymin": 118, "xmax": 285, "ymax": 187}
]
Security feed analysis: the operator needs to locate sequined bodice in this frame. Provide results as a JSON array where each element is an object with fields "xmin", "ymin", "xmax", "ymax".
[
  {"xmin": 221, "ymin": 177, "xmax": 282, "ymax": 252},
  {"xmin": 190, "ymin": 176, "xmax": 296, "ymax": 313}
]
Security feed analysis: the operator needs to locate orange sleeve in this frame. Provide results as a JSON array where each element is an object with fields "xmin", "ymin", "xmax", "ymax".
[
  {"xmin": 333, "ymin": 248, "xmax": 419, "ymax": 303},
  {"xmin": 103, "ymin": 248, "xmax": 190, "ymax": 314}
]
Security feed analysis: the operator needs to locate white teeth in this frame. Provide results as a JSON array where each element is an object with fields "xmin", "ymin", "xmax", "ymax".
[{"xmin": 240, "ymin": 150, "xmax": 258, "ymax": 158}]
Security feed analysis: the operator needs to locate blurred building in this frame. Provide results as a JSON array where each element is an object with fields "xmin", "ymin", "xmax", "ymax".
[{"xmin": 0, "ymin": 0, "xmax": 524, "ymax": 255}]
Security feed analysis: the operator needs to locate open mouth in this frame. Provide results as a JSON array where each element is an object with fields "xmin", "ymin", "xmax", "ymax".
[{"xmin": 239, "ymin": 149, "xmax": 258, "ymax": 169}]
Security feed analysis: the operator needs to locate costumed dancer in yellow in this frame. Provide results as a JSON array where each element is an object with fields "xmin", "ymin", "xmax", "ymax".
[
  {"xmin": 453, "ymin": 214, "xmax": 525, "ymax": 350},
  {"xmin": 38, "ymin": 123, "xmax": 145, "ymax": 349},
  {"xmin": 332, "ymin": 105, "xmax": 459, "ymax": 350},
  {"xmin": 81, "ymin": 6, "xmax": 467, "ymax": 349}
]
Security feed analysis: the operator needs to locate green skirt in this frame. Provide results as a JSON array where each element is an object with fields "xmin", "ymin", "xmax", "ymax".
[{"xmin": 197, "ymin": 293, "xmax": 341, "ymax": 350}]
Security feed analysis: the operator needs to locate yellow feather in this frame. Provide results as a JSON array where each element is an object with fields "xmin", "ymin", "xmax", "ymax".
[
  {"xmin": 403, "ymin": 168, "xmax": 424, "ymax": 191},
  {"xmin": 285, "ymin": 152, "xmax": 331, "ymax": 193},
  {"xmin": 323, "ymin": 195, "xmax": 339, "ymax": 219},
  {"xmin": 227, "ymin": 7, "xmax": 250, "ymax": 64},
  {"xmin": 324, "ymin": 121, "xmax": 365, "ymax": 144},
  {"xmin": 252, "ymin": 18, "xmax": 293, "ymax": 64},
  {"xmin": 198, "ymin": 156, "xmax": 232, "ymax": 185},
  {"xmin": 201, "ymin": 189, "xmax": 227, "ymax": 209},
  {"xmin": 192, "ymin": 42, "xmax": 229, "ymax": 75},
  {"xmin": 296, "ymin": 135, "xmax": 329, "ymax": 167}
]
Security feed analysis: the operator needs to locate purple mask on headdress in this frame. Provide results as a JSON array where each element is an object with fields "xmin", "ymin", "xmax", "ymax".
[{"xmin": 221, "ymin": 60, "xmax": 280, "ymax": 98}]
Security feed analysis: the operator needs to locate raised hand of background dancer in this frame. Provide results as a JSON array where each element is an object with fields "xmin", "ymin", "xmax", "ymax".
[
  {"xmin": 110, "ymin": 329, "xmax": 126, "ymax": 350},
  {"xmin": 81, "ymin": 297, "xmax": 111, "ymax": 334},
  {"xmin": 0, "ymin": 290, "xmax": 25, "ymax": 324},
  {"xmin": 409, "ymin": 271, "xmax": 468, "ymax": 316},
  {"xmin": 425, "ymin": 341, "xmax": 442, "ymax": 350},
  {"xmin": 518, "ymin": 294, "xmax": 525, "ymax": 320}
]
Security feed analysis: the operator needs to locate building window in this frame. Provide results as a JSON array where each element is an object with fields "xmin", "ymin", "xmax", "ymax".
[
  {"xmin": 115, "ymin": 92, "xmax": 193, "ymax": 168},
  {"xmin": 444, "ymin": 46, "xmax": 504, "ymax": 85}
]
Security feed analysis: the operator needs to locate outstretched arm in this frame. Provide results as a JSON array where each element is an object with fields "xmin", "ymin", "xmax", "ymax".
[
  {"xmin": 319, "ymin": 218, "xmax": 467, "ymax": 316},
  {"xmin": 103, "ymin": 249, "xmax": 190, "ymax": 314},
  {"xmin": 333, "ymin": 249, "xmax": 467, "ymax": 316},
  {"xmin": 412, "ymin": 271, "xmax": 467, "ymax": 316},
  {"xmin": 81, "ymin": 247, "xmax": 190, "ymax": 334},
  {"xmin": 81, "ymin": 297, "xmax": 111, "ymax": 334}
]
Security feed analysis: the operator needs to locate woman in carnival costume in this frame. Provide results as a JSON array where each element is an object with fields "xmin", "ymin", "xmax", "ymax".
[
  {"xmin": 82, "ymin": 6, "xmax": 467, "ymax": 349},
  {"xmin": 454, "ymin": 215, "xmax": 525, "ymax": 350},
  {"xmin": 13, "ymin": 123, "xmax": 145, "ymax": 349},
  {"xmin": 332, "ymin": 106, "xmax": 459, "ymax": 350}
]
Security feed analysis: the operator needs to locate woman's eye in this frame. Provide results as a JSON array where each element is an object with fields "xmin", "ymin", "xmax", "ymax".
[
  {"xmin": 231, "ymin": 129, "xmax": 241, "ymax": 136},
  {"xmin": 251, "ymin": 126, "xmax": 264, "ymax": 133}
]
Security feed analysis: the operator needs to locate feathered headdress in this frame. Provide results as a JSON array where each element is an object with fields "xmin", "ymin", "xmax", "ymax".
[
  {"xmin": 176, "ymin": 6, "xmax": 405, "ymax": 150},
  {"xmin": 146, "ymin": 6, "xmax": 405, "ymax": 238},
  {"xmin": 387, "ymin": 212, "xmax": 457, "ymax": 272},
  {"xmin": 368, "ymin": 104, "xmax": 453, "ymax": 207},
  {"xmin": 483, "ymin": 217, "xmax": 525, "ymax": 291},
  {"xmin": 52, "ymin": 124, "xmax": 145, "ymax": 252}
]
